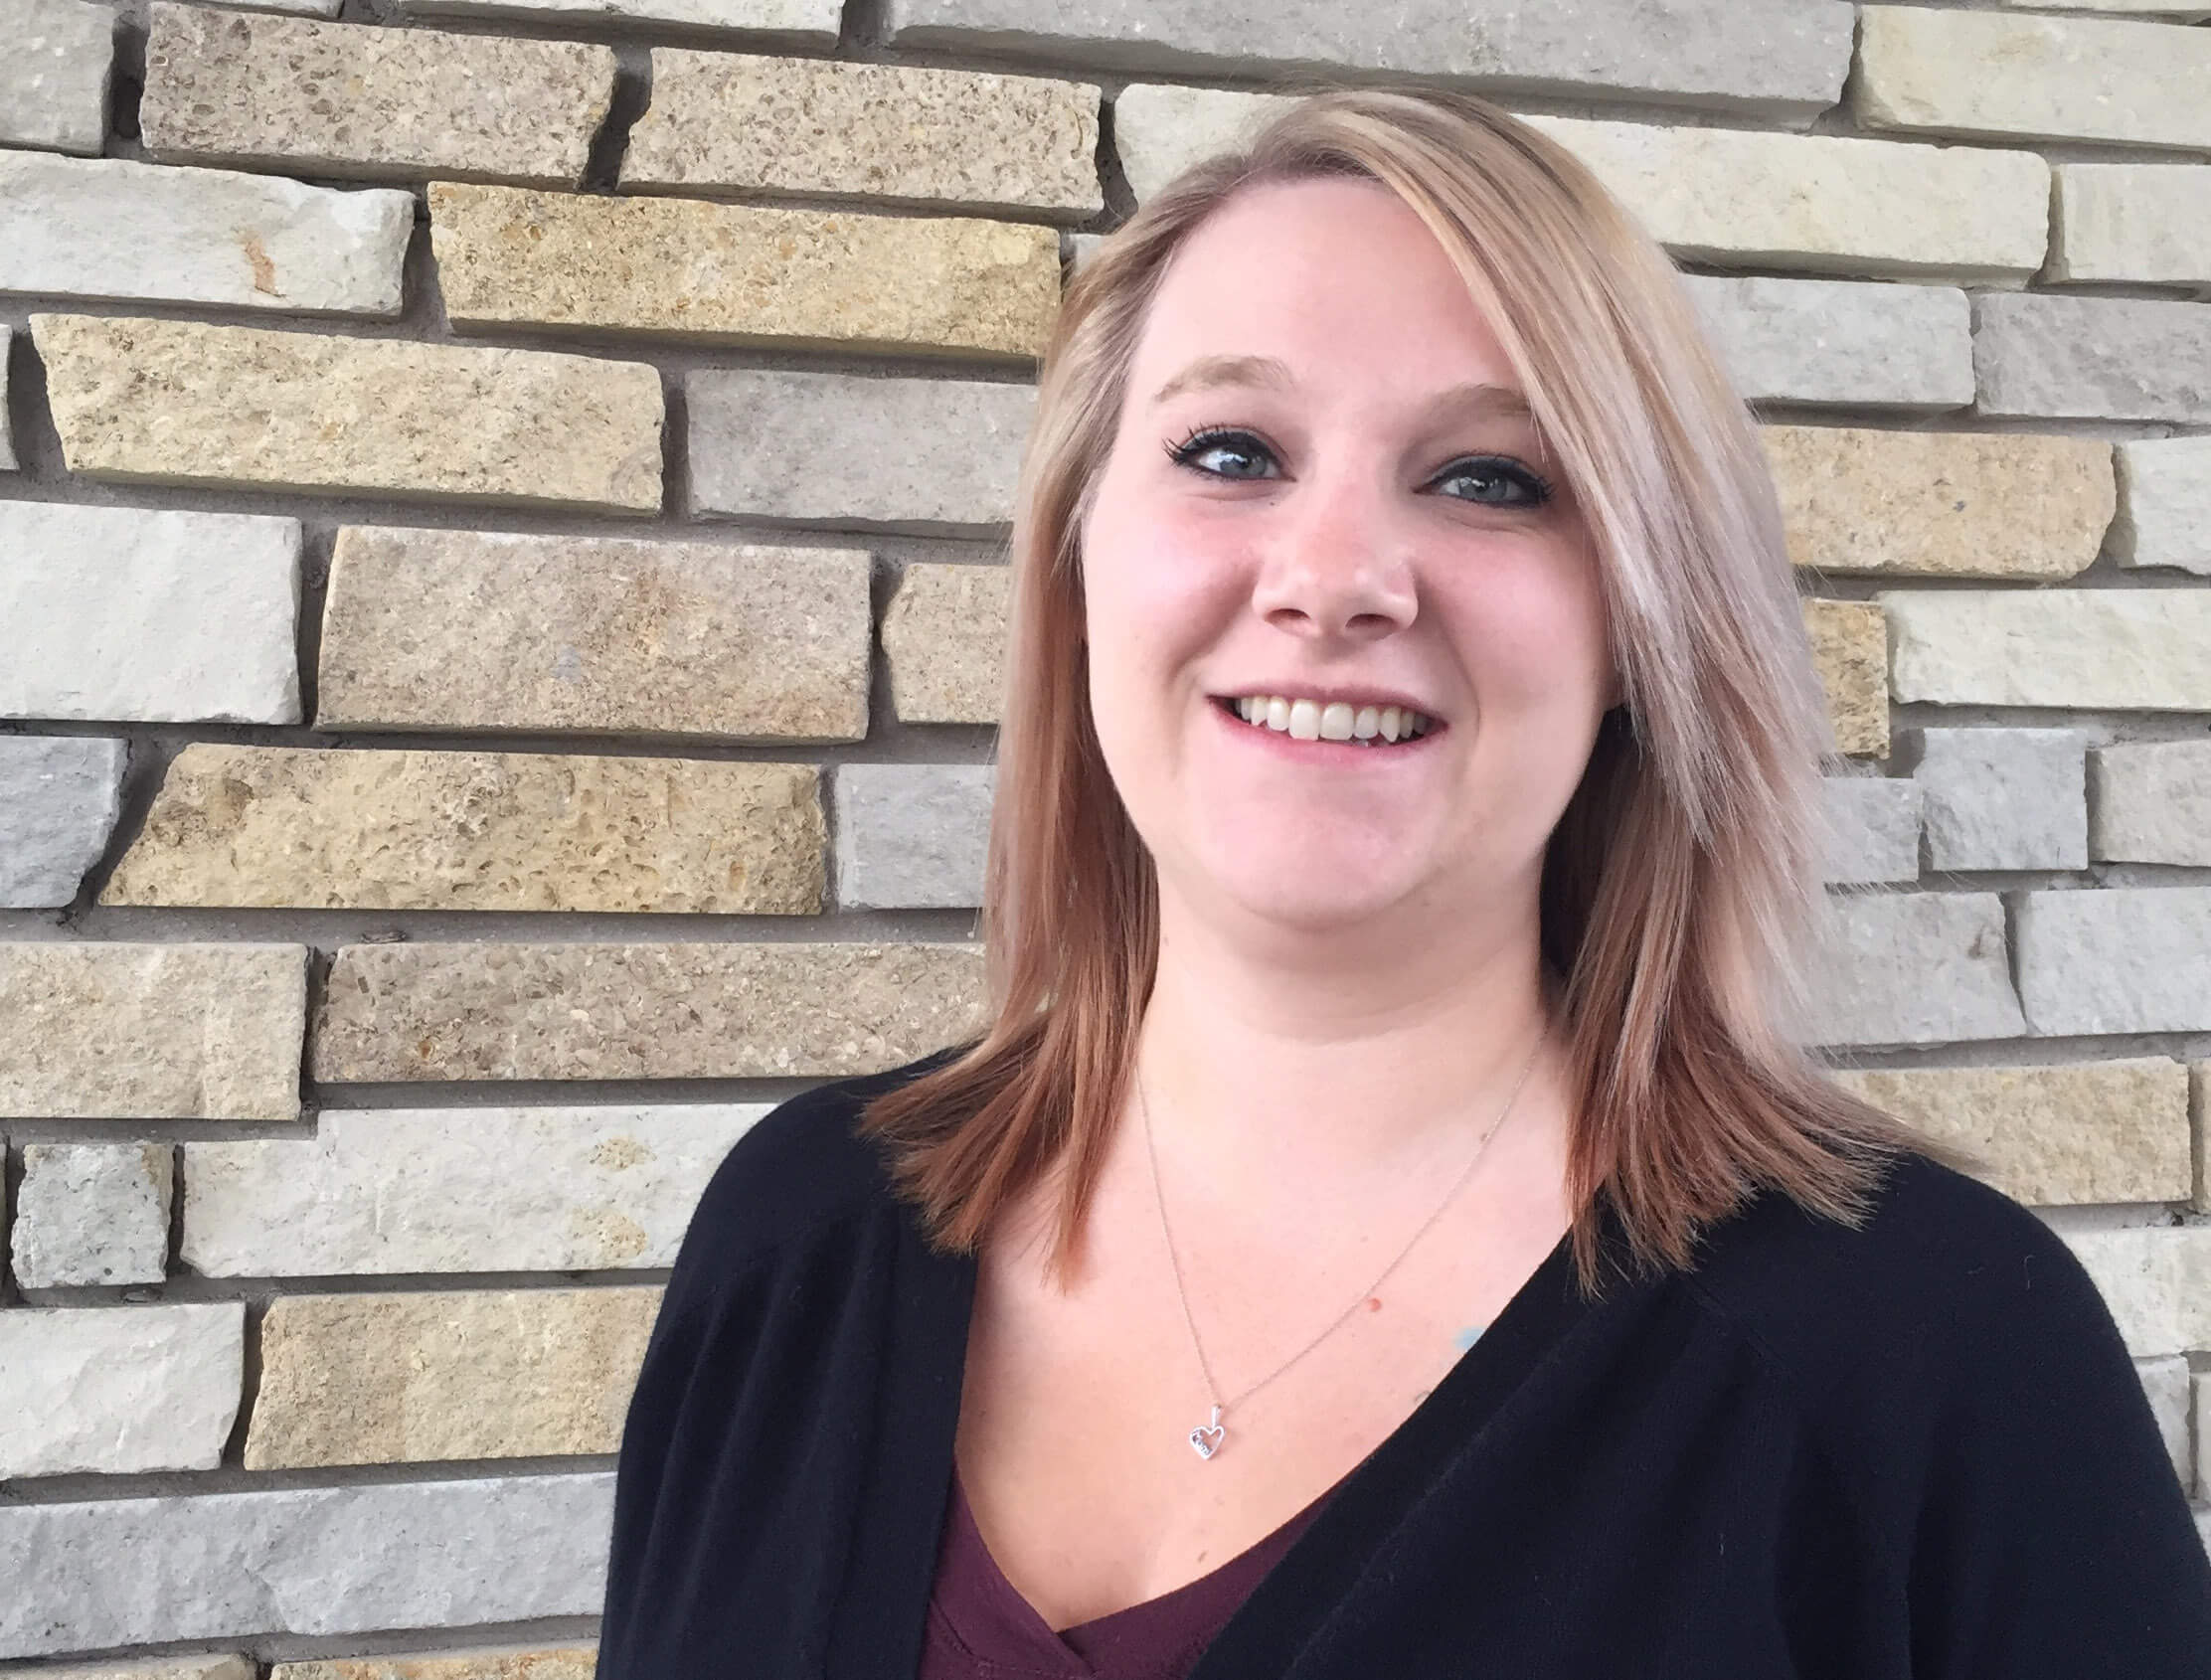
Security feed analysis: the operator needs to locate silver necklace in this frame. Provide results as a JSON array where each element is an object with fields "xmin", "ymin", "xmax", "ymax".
[{"xmin": 1137, "ymin": 1028, "xmax": 1546, "ymax": 1462}]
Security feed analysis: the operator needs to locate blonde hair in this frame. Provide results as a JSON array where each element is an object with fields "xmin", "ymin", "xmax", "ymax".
[{"xmin": 858, "ymin": 84, "xmax": 1952, "ymax": 1295}]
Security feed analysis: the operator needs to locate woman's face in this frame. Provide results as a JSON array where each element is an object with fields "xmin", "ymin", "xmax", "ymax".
[{"xmin": 1080, "ymin": 175, "xmax": 1617, "ymax": 942}]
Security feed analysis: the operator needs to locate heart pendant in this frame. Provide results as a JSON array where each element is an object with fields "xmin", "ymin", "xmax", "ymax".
[{"xmin": 1188, "ymin": 1404, "xmax": 1225, "ymax": 1460}]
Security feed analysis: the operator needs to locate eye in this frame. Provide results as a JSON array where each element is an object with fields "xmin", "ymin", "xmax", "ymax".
[
  {"xmin": 1431, "ymin": 456, "xmax": 1554, "ymax": 509},
  {"xmin": 1163, "ymin": 425, "xmax": 1279, "ymax": 481}
]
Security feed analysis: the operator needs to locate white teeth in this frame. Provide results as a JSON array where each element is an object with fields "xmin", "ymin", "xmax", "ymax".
[{"xmin": 1227, "ymin": 695, "xmax": 1431, "ymax": 744}]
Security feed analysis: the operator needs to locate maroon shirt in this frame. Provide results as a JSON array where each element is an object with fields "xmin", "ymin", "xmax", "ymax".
[{"xmin": 920, "ymin": 1466, "xmax": 1337, "ymax": 1679}]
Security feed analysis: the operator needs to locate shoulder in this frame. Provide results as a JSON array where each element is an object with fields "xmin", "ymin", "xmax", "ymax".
[{"xmin": 659, "ymin": 1039, "xmax": 975, "ymax": 1311}]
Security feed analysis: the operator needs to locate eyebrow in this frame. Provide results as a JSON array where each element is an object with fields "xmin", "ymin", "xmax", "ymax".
[{"xmin": 1147, "ymin": 354, "xmax": 1535, "ymax": 424}]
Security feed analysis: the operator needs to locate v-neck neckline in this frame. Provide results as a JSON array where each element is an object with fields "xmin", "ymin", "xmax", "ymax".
[{"xmin": 825, "ymin": 1176, "xmax": 1640, "ymax": 1680}]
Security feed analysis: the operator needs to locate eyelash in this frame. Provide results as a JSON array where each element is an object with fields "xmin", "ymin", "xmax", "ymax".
[{"xmin": 1161, "ymin": 423, "xmax": 1555, "ymax": 508}]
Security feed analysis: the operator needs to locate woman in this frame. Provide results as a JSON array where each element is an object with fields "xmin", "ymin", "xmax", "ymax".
[{"xmin": 596, "ymin": 87, "xmax": 2211, "ymax": 1677}]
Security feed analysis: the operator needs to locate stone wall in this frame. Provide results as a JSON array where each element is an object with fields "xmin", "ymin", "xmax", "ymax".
[{"xmin": 3, "ymin": 0, "xmax": 2210, "ymax": 1667}]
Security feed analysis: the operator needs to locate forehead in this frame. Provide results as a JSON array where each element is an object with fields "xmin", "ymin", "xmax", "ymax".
[{"xmin": 1129, "ymin": 175, "xmax": 1522, "ymax": 400}]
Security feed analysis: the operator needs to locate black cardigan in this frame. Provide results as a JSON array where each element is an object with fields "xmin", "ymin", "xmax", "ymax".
[{"xmin": 595, "ymin": 1047, "xmax": 2211, "ymax": 1678}]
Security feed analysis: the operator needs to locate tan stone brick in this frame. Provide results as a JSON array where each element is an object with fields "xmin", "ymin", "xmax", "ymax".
[
  {"xmin": 246, "ymin": 1289, "xmax": 659, "ymax": 1469},
  {"xmin": 1832, "ymin": 1060, "xmax": 2191, "ymax": 1206},
  {"xmin": 311, "ymin": 941, "xmax": 986, "ymax": 1082},
  {"xmin": 881, "ymin": 563, "xmax": 1009, "ymax": 724},
  {"xmin": 270, "ymin": 1651, "xmax": 595, "ymax": 1680},
  {"xmin": 0, "ymin": 1653, "xmax": 255, "ymax": 1678},
  {"xmin": 316, "ymin": 526, "xmax": 869, "ymax": 742},
  {"xmin": 32, "ymin": 313, "xmax": 661, "ymax": 513},
  {"xmin": 101, "ymin": 746, "xmax": 824, "ymax": 915},
  {"xmin": 140, "ymin": 2, "xmax": 614, "ymax": 187},
  {"xmin": 0, "ymin": 942, "xmax": 304, "ymax": 1119},
  {"xmin": 427, "ymin": 182, "xmax": 1059, "ymax": 360},
  {"xmin": 624, "ymin": 51, "xmax": 1101, "ymax": 218},
  {"xmin": 1804, "ymin": 599, "xmax": 1888, "ymax": 758},
  {"xmin": 1763, "ymin": 427, "xmax": 2114, "ymax": 582}
]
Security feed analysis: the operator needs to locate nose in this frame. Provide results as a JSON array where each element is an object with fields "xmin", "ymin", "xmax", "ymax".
[{"xmin": 1246, "ymin": 464, "xmax": 1420, "ymax": 644}]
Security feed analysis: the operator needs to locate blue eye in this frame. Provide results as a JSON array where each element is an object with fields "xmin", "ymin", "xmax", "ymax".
[
  {"xmin": 1164, "ymin": 426, "xmax": 1276, "ymax": 480},
  {"xmin": 1433, "ymin": 458, "xmax": 1554, "ymax": 508}
]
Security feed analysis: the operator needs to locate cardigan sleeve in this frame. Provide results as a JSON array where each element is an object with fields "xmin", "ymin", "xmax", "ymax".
[{"xmin": 1896, "ymin": 1218, "xmax": 2211, "ymax": 1676}]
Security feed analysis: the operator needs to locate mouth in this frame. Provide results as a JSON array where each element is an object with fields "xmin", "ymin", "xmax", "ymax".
[{"xmin": 1209, "ymin": 694, "xmax": 1445, "ymax": 756}]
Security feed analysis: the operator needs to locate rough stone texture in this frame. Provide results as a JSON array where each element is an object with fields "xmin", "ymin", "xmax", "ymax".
[
  {"xmin": 834, "ymin": 763, "xmax": 994, "ymax": 909},
  {"xmin": 2001, "ymin": 0, "xmax": 2210, "ymax": 14},
  {"xmin": 1762, "ymin": 427, "xmax": 2112, "ymax": 582},
  {"xmin": 2095, "ymin": 742, "xmax": 2211, "ymax": 865},
  {"xmin": 2201, "ymin": 1375, "xmax": 2211, "ymax": 1501},
  {"xmin": 1109, "ymin": 85, "xmax": 1297, "ymax": 204},
  {"xmin": 32, "ymin": 313, "xmax": 663, "ymax": 514},
  {"xmin": 0, "ymin": 326, "xmax": 13, "ymax": 471},
  {"xmin": 246, "ymin": 1288, "xmax": 659, "ymax": 1467},
  {"xmin": 1805, "ymin": 892, "xmax": 2024, "ymax": 1048},
  {"xmin": 0, "ymin": 152, "xmax": 413, "ymax": 315},
  {"xmin": 2065, "ymin": 1226, "xmax": 2211, "ymax": 1358},
  {"xmin": 1973, "ymin": 293, "xmax": 2211, "ymax": 424},
  {"xmin": 315, "ymin": 527, "xmax": 871, "ymax": 742},
  {"xmin": 2137, "ymin": 1355, "xmax": 2194, "ymax": 1488},
  {"xmin": 0, "ymin": 1304, "xmax": 243, "ymax": 1477},
  {"xmin": 4, "ymin": 0, "xmax": 113, "ymax": 154},
  {"xmin": 2017, "ymin": 888, "xmax": 2211, "ymax": 1036},
  {"xmin": 1683, "ymin": 276, "xmax": 1972, "ymax": 412},
  {"xmin": 311, "ymin": 941, "xmax": 987, "ymax": 1082},
  {"xmin": 428, "ymin": 182, "xmax": 1059, "ymax": 361},
  {"xmin": 2115, "ymin": 437, "xmax": 2211, "ymax": 575},
  {"xmin": 1830, "ymin": 1060, "xmax": 2191, "ymax": 1206},
  {"xmin": 0, "ymin": 737, "xmax": 126, "ymax": 908},
  {"xmin": 269, "ymin": 1652, "xmax": 595, "ymax": 1680},
  {"xmin": 881, "ymin": 562, "xmax": 1011, "ymax": 725},
  {"xmin": 1818, "ymin": 775, "xmax": 1921, "ymax": 886},
  {"xmin": 101, "ymin": 745, "xmax": 826, "ymax": 915},
  {"xmin": 0, "ymin": 1661, "xmax": 255, "ymax": 1680},
  {"xmin": 2050, "ymin": 163, "xmax": 2211, "ymax": 286},
  {"xmin": 11, "ymin": 1142, "xmax": 173, "ymax": 1288},
  {"xmin": 624, "ymin": 52, "xmax": 1101, "ymax": 219},
  {"xmin": 890, "ymin": 0, "xmax": 1854, "ymax": 120},
  {"xmin": 411, "ymin": 0, "xmax": 834, "ymax": 26},
  {"xmin": 1803, "ymin": 599, "xmax": 1888, "ymax": 758},
  {"xmin": 0, "ymin": 943, "xmax": 306, "ymax": 1120},
  {"xmin": 0, "ymin": 1474, "xmax": 613, "ymax": 1658},
  {"xmin": 0, "ymin": 500, "xmax": 301, "ymax": 725},
  {"xmin": 1856, "ymin": 6, "xmax": 2211, "ymax": 154},
  {"xmin": 688, "ymin": 370, "xmax": 1034, "ymax": 531},
  {"xmin": 1906, "ymin": 728, "xmax": 2090, "ymax": 873},
  {"xmin": 1883, "ymin": 589, "xmax": 2211, "ymax": 710},
  {"xmin": 139, "ymin": 2, "xmax": 615, "ymax": 187},
  {"xmin": 182, "ymin": 1105, "xmax": 764, "ymax": 1275}
]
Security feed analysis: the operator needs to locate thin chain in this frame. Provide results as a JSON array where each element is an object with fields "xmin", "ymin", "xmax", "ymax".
[{"xmin": 1138, "ymin": 1026, "xmax": 1546, "ymax": 1427}]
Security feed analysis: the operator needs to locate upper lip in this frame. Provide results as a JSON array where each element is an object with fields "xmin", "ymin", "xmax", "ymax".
[{"xmin": 1212, "ymin": 685, "xmax": 1444, "ymax": 722}]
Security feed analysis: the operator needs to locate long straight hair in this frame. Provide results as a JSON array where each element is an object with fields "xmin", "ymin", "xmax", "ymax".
[{"xmin": 857, "ymin": 86, "xmax": 1952, "ymax": 1296}]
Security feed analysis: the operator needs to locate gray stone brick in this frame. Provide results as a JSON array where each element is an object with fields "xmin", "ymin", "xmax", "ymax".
[
  {"xmin": 0, "ymin": 736, "xmax": 125, "ymax": 908},
  {"xmin": 0, "ymin": 1660, "xmax": 255, "ymax": 1680},
  {"xmin": 2200, "ymin": 1373, "xmax": 2210, "ymax": 1502},
  {"xmin": 2065, "ymin": 1225, "xmax": 2211, "ymax": 1358},
  {"xmin": 1819, "ymin": 776, "xmax": 1922, "ymax": 886},
  {"xmin": 1907, "ymin": 728, "xmax": 2090, "ymax": 873},
  {"xmin": 2017, "ymin": 887, "xmax": 2211, "ymax": 1036},
  {"xmin": 407, "ymin": 0, "xmax": 839, "ymax": 36},
  {"xmin": 182, "ymin": 1104, "xmax": 765, "ymax": 1276},
  {"xmin": 687, "ymin": 369, "xmax": 1033, "ymax": 533},
  {"xmin": 0, "ymin": 1303, "xmax": 242, "ymax": 1478},
  {"xmin": 2050, "ymin": 162, "xmax": 2211, "ymax": 287},
  {"xmin": 2115, "ymin": 437, "xmax": 2211, "ymax": 576},
  {"xmin": 0, "ymin": 501, "xmax": 301, "ymax": 724},
  {"xmin": 1807, "ymin": 891, "xmax": 2024, "ymax": 1048},
  {"xmin": 888, "ymin": 0, "xmax": 1854, "ymax": 121},
  {"xmin": 2094, "ymin": 742, "xmax": 2211, "ymax": 866},
  {"xmin": 0, "ymin": 326, "xmax": 15, "ymax": 471},
  {"xmin": 3, "ymin": 0, "xmax": 113, "ymax": 155},
  {"xmin": 11, "ymin": 1142, "xmax": 171, "ymax": 1287},
  {"xmin": 833, "ymin": 763, "xmax": 994, "ymax": 909},
  {"xmin": 0, "ymin": 152, "xmax": 413, "ymax": 315},
  {"xmin": 1684, "ymin": 276, "xmax": 1972, "ymax": 412},
  {"xmin": 1973, "ymin": 293, "xmax": 2211, "ymax": 424},
  {"xmin": 2138, "ymin": 1354, "xmax": 2193, "ymax": 1489},
  {"xmin": 1882, "ymin": 589, "xmax": 2211, "ymax": 711},
  {"xmin": 0, "ymin": 1472, "xmax": 611, "ymax": 1658}
]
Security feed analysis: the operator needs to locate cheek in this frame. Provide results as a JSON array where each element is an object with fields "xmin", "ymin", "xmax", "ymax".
[{"xmin": 1451, "ymin": 543, "xmax": 1613, "ymax": 715}]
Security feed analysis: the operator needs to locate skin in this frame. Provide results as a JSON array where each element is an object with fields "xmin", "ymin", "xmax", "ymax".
[{"xmin": 954, "ymin": 175, "xmax": 1619, "ymax": 1631}]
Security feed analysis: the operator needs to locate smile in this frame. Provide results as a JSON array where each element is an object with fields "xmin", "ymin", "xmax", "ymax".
[{"xmin": 1210, "ymin": 695, "xmax": 1443, "ymax": 754}]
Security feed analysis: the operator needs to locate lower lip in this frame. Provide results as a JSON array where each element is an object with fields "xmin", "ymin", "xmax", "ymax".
[{"xmin": 1208, "ymin": 698, "xmax": 1445, "ymax": 763}]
